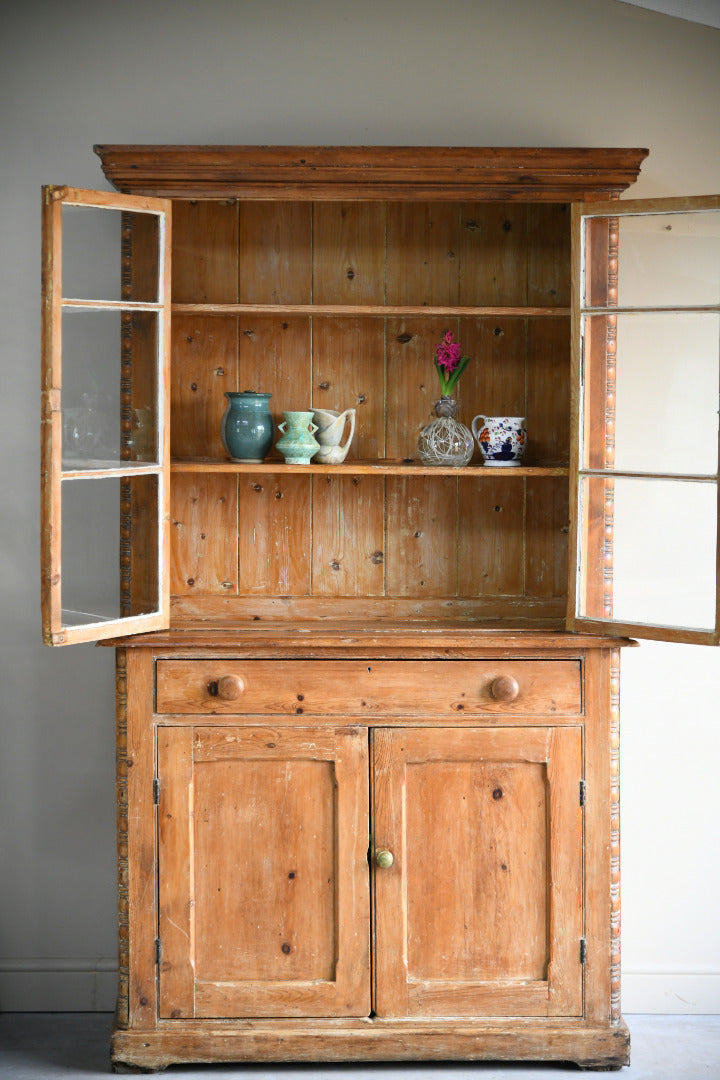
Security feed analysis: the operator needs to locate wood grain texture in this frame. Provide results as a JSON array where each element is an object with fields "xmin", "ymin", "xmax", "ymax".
[
  {"xmin": 124, "ymin": 649, "xmax": 157, "ymax": 1028},
  {"xmin": 387, "ymin": 203, "xmax": 460, "ymax": 306},
  {"xmin": 155, "ymin": 658, "xmax": 582, "ymax": 716},
  {"xmin": 170, "ymin": 474, "xmax": 238, "ymax": 595},
  {"xmin": 172, "ymin": 200, "xmax": 238, "ymax": 304},
  {"xmin": 157, "ymin": 725, "xmax": 370, "ymax": 1018},
  {"xmin": 237, "ymin": 315, "xmax": 312, "ymax": 457},
  {"xmin": 373, "ymin": 727, "xmax": 583, "ymax": 1018},
  {"xmin": 237, "ymin": 473, "xmax": 312, "ymax": 596},
  {"xmin": 171, "ymin": 315, "xmax": 237, "ymax": 459},
  {"xmin": 458, "ymin": 476, "xmax": 524, "ymax": 597},
  {"xmin": 313, "ymin": 202, "xmax": 386, "ymax": 305},
  {"xmin": 386, "ymin": 318, "xmax": 454, "ymax": 458},
  {"xmin": 311, "ymin": 474, "xmax": 385, "ymax": 596},
  {"xmin": 312, "ymin": 317, "xmax": 385, "ymax": 459},
  {"xmin": 96, "ymin": 145, "xmax": 648, "ymax": 201},
  {"xmin": 459, "ymin": 204, "xmax": 528, "ymax": 306},
  {"xmin": 239, "ymin": 202, "xmax": 312, "ymax": 304},
  {"xmin": 385, "ymin": 476, "xmax": 458, "ymax": 597}
]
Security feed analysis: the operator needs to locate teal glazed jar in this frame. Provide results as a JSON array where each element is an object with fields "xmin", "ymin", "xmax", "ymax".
[{"xmin": 221, "ymin": 392, "xmax": 274, "ymax": 463}]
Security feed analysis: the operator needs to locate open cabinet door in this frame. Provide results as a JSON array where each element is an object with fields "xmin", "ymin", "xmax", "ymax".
[
  {"xmin": 569, "ymin": 195, "xmax": 720, "ymax": 645},
  {"xmin": 41, "ymin": 186, "xmax": 171, "ymax": 645}
]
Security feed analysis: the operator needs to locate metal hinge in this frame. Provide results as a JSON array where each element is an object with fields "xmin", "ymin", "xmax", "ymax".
[
  {"xmin": 155, "ymin": 938, "xmax": 162, "ymax": 965},
  {"xmin": 153, "ymin": 777, "xmax": 161, "ymax": 805},
  {"xmin": 580, "ymin": 937, "xmax": 587, "ymax": 964},
  {"xmin": 579, "ymin": 779, "xmax": 586, "ymax": 807}
]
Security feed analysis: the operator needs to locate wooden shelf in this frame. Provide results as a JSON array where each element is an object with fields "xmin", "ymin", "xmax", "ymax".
[
  {"xmin": 171, "ymin": 458, "xmax": 569, "ymax": 477},
  {"xmin": 172, "ymin": 303, "xmax": 570, "ymax": 318},
  {"xmin": 61, "ymin": 459, "xmax": 162, "ymax": 480}
]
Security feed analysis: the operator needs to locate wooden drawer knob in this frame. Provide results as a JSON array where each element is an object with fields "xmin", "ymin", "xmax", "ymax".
[
  {"xmin": 208, "ymin": 674, "xmax": 246, "ymax": 701},
  {"xmin": 490, "ymin": 675, "xmax": 520, "ymax": 703}
]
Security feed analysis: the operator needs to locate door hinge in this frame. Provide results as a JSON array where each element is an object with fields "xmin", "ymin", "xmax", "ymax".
[
  {"xmin": 155, "ymin": 937, "xmax": 162, "ymax": 965},
  {"xmin": 580, "ymin": 937, "xmax": 587, "ymax": 964},
  {"xmin": 579, "ymin": 779, "xmax": 586, "ymax": 807},
  {"xmin": 153, "ymin": 777, "xmax": 161, "ymax": 804}
]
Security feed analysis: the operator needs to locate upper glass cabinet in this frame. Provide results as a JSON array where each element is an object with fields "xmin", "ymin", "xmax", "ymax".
[
  {"xmin": 41, "ymin": 187, "xmax": 171, "ymax": 645},
  {"xmin": 570, "ymin": 196, "xmax": 720, "ymax": 645}
]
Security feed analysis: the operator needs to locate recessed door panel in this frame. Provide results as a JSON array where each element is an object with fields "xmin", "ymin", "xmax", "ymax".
[
  {"xmin": 157, "ymin": 726, "xmax": 370, "ymax": 1019},
  {"xmin": 372, "ymin": 727, "xmax": 583, "ymax": 1018}
]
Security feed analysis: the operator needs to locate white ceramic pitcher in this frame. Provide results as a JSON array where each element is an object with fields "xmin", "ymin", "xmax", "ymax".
[{"xmin": 311, "ymin": 408, "xmax": 356, "ymax": 464}]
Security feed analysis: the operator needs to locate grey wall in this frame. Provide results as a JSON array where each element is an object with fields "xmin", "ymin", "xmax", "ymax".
[{"xmin": 1, "ymin": 0, "xmax": 719, "ymax": 1012}]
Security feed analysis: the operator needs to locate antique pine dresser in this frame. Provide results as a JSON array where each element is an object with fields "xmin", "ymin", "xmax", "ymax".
[{"xmin": 40, "ymin": 147, "xmax": 720, "ymax": 1070}]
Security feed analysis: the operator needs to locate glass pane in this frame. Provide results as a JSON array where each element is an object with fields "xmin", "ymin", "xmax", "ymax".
[
  {"xmin": 583, "ymin": 209, "xmax": 720, "ymax": 308},
  {"xmin": 583, "ymin": 312, "xmax": 719, "ymax": 475},
  {"xmin": 62, "ymin": 310, "xmax": 159, "ymax": 467},
  {"xmin": 61, "ymin": 204, "xmax": 160, "ymax": 303},
  {"xmin": 578, "ymin": 475, "xmax": 717, "ymax": 632},
  {"xmin": 61, "ymin": 474, "xmax": 160, "ymax": 626}
]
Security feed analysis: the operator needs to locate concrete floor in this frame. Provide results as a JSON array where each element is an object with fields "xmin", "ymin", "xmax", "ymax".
[{"xmin": 0, "ymin": 1014, "xmax": 718, "ymax": 1078}]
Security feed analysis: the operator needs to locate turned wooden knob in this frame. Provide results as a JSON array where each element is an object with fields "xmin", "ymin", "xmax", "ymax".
[
  {"xmin": 490, "ymin": 675, "xmax": 520, "ymax": 703},
  {"xmin": 208, "ymin": 674, "xmax": 246, "ymax": 700}
]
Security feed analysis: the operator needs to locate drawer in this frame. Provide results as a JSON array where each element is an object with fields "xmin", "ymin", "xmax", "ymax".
[{"xmin": 155, "ymin": 659, "xmax": 582, "ymax": 716}]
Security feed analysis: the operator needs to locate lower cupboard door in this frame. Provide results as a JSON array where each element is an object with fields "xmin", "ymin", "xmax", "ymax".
[
  {"xmin": 157, "ymin": 725, "xmax": 370, "ymax": 1019},
  {"xmin": 372, "ymin": 727, "xmax": 583, "ymax": 1018}
]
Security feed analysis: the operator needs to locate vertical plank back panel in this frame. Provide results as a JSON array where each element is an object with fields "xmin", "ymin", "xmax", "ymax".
[
  {"xmin": 387, "ymin": 203, "xmax": 460, "ymax": 305},
  {"xmin": 525, "ymin": 477, "xmax": 569, "ymax": 599},
  {"xmin": 239, "ymin": 203, "xmax": 312, "ymax": 303},
  {"xmin": 237, "ymin": 474, "xmax": 312, "ymax": 596},
  {"xmin": 238, "ymin": 316, "xmax": 312, "ymax": 458},
  {"xmin": 172, "ymin": 201, "xmax": 238, "ymax": 303},
  {"xmin": 386, "ymin": 318, "xmax": 451, "ymax": 460},
  {"xmin": 313, "ymin": 203, "xmax": 386, "ymax": 305},
  {"xmin": 458, "ymin": 477, "xmax": 524, "ymax": 597},
  {"xmin": 312, "ymin": 317, "xmax": 385, "ymax": 459},
  {"xmin": 460, "ymin": 317, "xmax": 526, "ymax": 420},
  {"xmin": 170, "ymin": 474, "xmax": 238, "ymax": 596},
  {"xmin": 166, "ymin": 198, "xmax": 576, "ymax": 617},
  {"xmin": 459, "ymin": 204, "xmax": 528, "ymax": 306},
  {"xmin": 527, "ymin": 204, "xmax": 571, "ymax": 307},
  {"xmin": 311, "ymin": 475, "xmax": 384, "ymax": 597},
  {"xmin": 171, "ymin": 315, "xmax": 237, "ymax": 459},
  {"xmin": 526, "ymin": 317, "xmax": 570, "ymax": 466},
  {"xmin": 385, "ymin": 477, "xmax": 457, "ymax": 597}
]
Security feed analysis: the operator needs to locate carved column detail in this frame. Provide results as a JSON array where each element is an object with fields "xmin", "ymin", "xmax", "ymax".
[
  {"xmin": 115, "ymin": 648, "xmax": 130, "ymax": 1028},
  {"xmin": 609, "ymin": 647, "xmax": 622, "ymax": 1021}
]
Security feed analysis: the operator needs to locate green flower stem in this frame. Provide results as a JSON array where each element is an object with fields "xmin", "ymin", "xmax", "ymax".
[{"xmin": 435, "ymin": 354, "xmax": 470, "ymax": 396}]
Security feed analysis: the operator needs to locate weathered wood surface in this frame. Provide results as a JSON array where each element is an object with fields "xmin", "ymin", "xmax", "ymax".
[
  {"xmin": 95, "ymin": 144, "xmax": 647, "ymax": 200},
  {"xmin": 167, "ymin": 195, "xmax": 573, "ymax": 615},
  {"xmin": 157, "ymin": 726, "xmax": 370, "ymax": 1019},
  {"xmin": 155, "ymin": 657, "xmax": 582, "ymax": 715},
  {"xmin": 111, "ymin": 1017, "xmax": 630, "ymax": 1068},
  {"xmin": 372, "ymin": 727, "xmax": 582, "ymax": 1018}
]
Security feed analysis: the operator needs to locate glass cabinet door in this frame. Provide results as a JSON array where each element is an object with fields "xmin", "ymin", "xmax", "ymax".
[
  {"xmin": 41, "ymin": 187, "xmax": 171, "ymax": 644},
  {"xmin": 569, "ymin": 195, "xmax": 720, "ymax": 645}
]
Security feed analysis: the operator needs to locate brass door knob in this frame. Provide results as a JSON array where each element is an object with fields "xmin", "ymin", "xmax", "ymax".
[
  {"xmin": 375, "ymin": 849, "xmax": 394, "ymax": 869},
  {"xmin": 490, "ymin": 675, "xmax": 520, "ymax": 702}
]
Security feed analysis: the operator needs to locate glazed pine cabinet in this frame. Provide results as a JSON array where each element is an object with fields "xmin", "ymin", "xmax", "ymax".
[{"xmin": 40, "ymin": 148, "xmax": 720, "ymax": 1070}]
